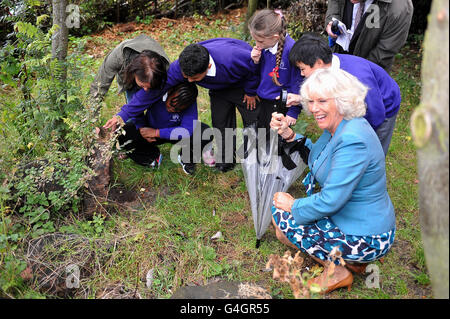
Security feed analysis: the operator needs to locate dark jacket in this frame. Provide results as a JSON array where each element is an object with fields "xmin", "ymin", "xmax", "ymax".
[
  {"xmin": 90, "ymin": 34, "xmax": 170, "ymax": 100},
  {"xmin": 326, "ymin": 0, "xmax": 413, "ymax": 73}
]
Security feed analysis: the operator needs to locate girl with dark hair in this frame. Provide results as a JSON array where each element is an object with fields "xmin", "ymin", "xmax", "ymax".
[
  {"xmin": 248, "ymin": 9, "xmax": 303, "ymax": 130},
  {"xmin": 90, "ymin": 34, "xmax": 169, "ymax": 104}
]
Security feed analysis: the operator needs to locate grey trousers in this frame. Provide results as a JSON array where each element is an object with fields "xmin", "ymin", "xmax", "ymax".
[{"xmin": 376, "ymin": 113, "xmax": 398, "ymax": 156}]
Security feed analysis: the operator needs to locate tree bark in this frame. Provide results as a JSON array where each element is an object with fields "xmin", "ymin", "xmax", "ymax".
[
  {"xmin": 51, "ymin": 0, "xmax": 68, "ymax": 87},
  {"xmin": 410, "ymin": 0, "xmax": 449, "ymax": 299},
  {"xmin": 243, "ymin": 0, "xmax": 258, "ymax": 38},
  {"xmin": 51, "ymin": 0, "xmax": 68, "ymax": 62}
]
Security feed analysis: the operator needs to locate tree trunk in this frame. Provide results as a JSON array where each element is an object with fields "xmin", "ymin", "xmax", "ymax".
[
  {"xmin": 116, "ymin": 0, "xmax": 120, "ymax": 23},
  {"xmin": 410, "ymin": 0, "xmax": 449, "ymax": 299},
  {"xmin": 51, "ymin": 0, "xmax": 68, "ymax": 62},
  {"xmin": 243, "ymin": 0, "xmax": 258, "ymax": 38},
  {"xmin": 51, "ymin": 0, "xmax": 68, "ymax": 86}
]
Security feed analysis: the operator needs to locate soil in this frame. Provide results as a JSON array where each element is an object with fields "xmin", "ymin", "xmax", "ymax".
[
  {"xmin": 84, "ymin": 7, "xmax": 246, "ymax": 59},
  {"xmin": 107, "ymin": 185, "xmax": 137, "ymax": 203}
]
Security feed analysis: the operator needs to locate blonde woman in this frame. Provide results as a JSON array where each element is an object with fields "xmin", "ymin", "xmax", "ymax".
[{"xmin": 271, "ymin": 68, "xmax": 396, "ymax": 294}]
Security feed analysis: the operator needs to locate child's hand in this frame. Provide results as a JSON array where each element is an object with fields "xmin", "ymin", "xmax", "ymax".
[
  {"xmin": 326, "ymin": 21, "xmax": 338, "ymax": 38},
  {"xmin": 251, "ymin": 46, "xmax": 262, "ymax": 64},
  {"xmin": 286, "ymin": 93, "xmax": 301, "ymax": 107},
  {"xmin": 139, "ymin": 127, "xmax": 158, "ymax": 143},
  {"xmin": 243, "ymin": 94, "xmax": 260, "ymax": 110},
  {"xmin": 104, "ymin": 116, "xmax": 119, "ymax": 131}
]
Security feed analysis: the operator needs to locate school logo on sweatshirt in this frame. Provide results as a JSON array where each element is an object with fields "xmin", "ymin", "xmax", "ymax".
[{"xmin": 169, "ymin": 113, "xmax": 181, "ymax": 124}]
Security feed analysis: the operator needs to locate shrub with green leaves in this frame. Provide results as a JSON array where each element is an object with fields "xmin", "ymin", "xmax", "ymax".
[{"xmin": 0, "ymin": 19, "xmax": 98, "ymax": 239}]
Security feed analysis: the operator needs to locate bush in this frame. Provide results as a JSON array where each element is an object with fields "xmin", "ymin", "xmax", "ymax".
[
  {"xmin": 285, "ymin": 0, "xmax": 328, "ymax": 40},
  {"xmin": 0, "ymin": 20, "xmax": 98, "ymax": 238}
]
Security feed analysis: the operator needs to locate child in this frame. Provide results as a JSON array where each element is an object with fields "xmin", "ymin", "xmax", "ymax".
[
  {"xmin": 171, "ymin": 38, "xmax": 261, "ymax": 172},
  {"xmin": 288, "ymin": 33, "xmax": 401, "ymax": 156},
  {"xmin": 106, "ymin": 38, "xmax": 260, "ymax": 173},
  {"xmin": 248, "ymin": 9, "xmax": 303, "ymax": 130},
  {"xmin": 116, "ymin": 82, "xmax": 214, "ymax": 175}
]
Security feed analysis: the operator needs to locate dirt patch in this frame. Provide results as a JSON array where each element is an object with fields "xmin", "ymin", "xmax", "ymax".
[
  {"xmin": 84, "ymin": 8, "xmax": 246, "ymax": 58},
  {"xmin": 26, "ymin": 233, "xmax": 112, "ymax": 298},
  {"xmin": 107, "ymin": 185, "xmax": 137, "ymax": 203}
]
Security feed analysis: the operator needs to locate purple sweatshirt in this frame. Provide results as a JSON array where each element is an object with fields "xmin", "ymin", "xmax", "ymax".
[
  {"xmin": 254, "ymin": 34, "xmax": 303, "ymax": 118},
  {"xmin": 336, "ymin": 54, "xmax": 401, "ymax": 130},
  {"xmin": 117, "ymin": 38, "xmax": 260, "ymax": 123},
  {"xmin": 132, "ymin": 98, "xmax": 198, "ymax": 140}
]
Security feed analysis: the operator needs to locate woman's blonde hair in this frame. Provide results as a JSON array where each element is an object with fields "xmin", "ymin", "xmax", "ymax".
[
  {"xmin": 248, "ymin": 9, "xmax": 287, "ymax": 86},
  {"xmin": 300, "ymin": 68, "xmax": 368, "ymax": 120}
]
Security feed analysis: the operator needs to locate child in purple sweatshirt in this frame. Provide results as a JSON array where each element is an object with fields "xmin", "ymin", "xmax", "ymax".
[
  {"xmin": 106, "ymin": 38, "xmax": 261, "ymax": 173},
  {"xmin": 117, "ymin": 82, "xmax": 214, "ymax": 175},
  {"xmin": 248, "ymin": 9, "xmax": 303, "ymax": 130},
  {"xmin": 288, "ymin": 33, "xmax": 401, "ymax": 156}
]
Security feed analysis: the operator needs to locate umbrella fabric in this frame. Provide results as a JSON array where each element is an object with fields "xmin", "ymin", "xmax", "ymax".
[{"xmin": 240, "ymin": 124, "xmax": 307, "ymax": 246}]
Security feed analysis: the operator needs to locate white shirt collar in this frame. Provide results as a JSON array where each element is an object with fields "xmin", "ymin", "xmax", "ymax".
[
  {"xmin": 351, "ymin": 0, "xmax": 375, "ymax": 31},
  {"xmin": 331, "ymin": 54, "xmax": 341, "ymax": 70},
  {"xmin": 206, "ymin": 55, "xmax": 216, "ymax": 77},
  {"xmin": 265, "ymin": 42, "xmax": 278, "ymax": 55}
]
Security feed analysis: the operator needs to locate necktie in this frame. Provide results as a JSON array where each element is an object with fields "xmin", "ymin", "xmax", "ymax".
[{"xmin": 354, "ymin": 1, "xmax": 366, "ymax": 30}]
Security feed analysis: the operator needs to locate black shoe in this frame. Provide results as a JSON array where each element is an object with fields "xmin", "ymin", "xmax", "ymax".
[
  {"xmin": 215, "ymin": 163, "xmax": 235, "ymax": 173},
  {"xmin": 178, "ymin": 154, "xmax": 196, "ymax": 175}
]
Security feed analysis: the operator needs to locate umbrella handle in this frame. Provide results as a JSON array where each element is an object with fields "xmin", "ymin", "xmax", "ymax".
[{"xmin": 256, "ymin": 239, "xmax": 261, "ymax": 249}]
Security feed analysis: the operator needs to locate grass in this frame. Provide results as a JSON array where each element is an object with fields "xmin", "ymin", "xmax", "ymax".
[{"xmin": 0, "ymin": 9, "xmax": 432, "ymax": 299}]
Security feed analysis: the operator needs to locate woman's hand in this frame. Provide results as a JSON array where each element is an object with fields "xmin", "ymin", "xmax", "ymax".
[
  {"xmin": 251, "ymin": 46, "xmax": 262, "ymax": 64},
  {"xmin": 243, "ymin": 94, "xmax": 259, "ymax": 110},
  {"xmin": 271, "ymin": 113, "xmax": 296, "ymax": 141},
  {"xmin": 139, "ymin": 127, "xmax": 159, "ymax": 143},
  {"xmin": 285, "ymin": 115, "xmax": 297, "ymax": 126},
  {"xmin": 270, "ymin": 112, "xmax": 288, "ymax": 134},
  {"xmin": 273, "ymin": 192, "xmax": 295, "ymax": 212}
]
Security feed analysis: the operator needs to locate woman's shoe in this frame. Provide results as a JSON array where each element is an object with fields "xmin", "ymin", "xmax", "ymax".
[
  {"xmin": 346, "ymin": 262, "xmax": 368, "ymax": 274},
  {"xmin": 308, "ymin": 265, "xmax": 353, "ymax": 294}
]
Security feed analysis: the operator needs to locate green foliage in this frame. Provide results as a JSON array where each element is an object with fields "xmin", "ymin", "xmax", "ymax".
[
  {"xmin": 0, "ymin": 19, "xmax": 97, "ymax": 239},
  {"xmin": 135, "ymin": 15, "xmax": 154, "ymax": 25},
  {"xmin": 60, "ymin": 213, "xmax": 106, "ymax": 238},
  {"xmin": 0, "ymin": 255, "xmax": 27, "ymax": 296}
]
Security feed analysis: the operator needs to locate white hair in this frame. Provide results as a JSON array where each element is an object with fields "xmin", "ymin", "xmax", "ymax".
[{"xmin": 300, "ymin": 68, "xmax": 368, "ymax": 120}]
